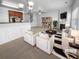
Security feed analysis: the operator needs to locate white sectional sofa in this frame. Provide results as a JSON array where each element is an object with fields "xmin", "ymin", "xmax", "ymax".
[
  {"xmin": 24, "ymin": 30, "xmax": 38, "ymax": 46},
  {"xmin": 36, "ymin": 32, "xmax": 55, "ymax": 54},
  {"xmin": 62, "ymin": 29, "xmax": 79, "ymax": 59}
]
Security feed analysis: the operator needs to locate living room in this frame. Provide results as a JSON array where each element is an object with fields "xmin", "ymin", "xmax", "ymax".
[{"xmin": 0, "ymin": 0, "xmax": 79, "ymax": 59}]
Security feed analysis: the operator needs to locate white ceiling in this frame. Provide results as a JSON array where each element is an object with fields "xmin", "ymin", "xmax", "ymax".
[
  {"xmin": 1, "ymin": 0, "xmax": 74, "ymax": 11},
  {"xmin": 1, "ymin": 0, "xmax": 27, "ymax": 4},
  {"xmin": 33, "ymin": 0, "xmax": 74, "ymax": 11}
]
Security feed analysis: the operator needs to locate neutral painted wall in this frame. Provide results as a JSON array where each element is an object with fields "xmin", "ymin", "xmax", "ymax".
[
  {"xmin": 42, "ymin": 10, "xmax": 59, "ymax": 21},
  {"xmin": 37, "ymin": 14, "xmax": 42, "ymax": 27},
  {"xmin": 71, "ymin": 0, "xmax": 79, "ymax": 30},
  {"xmin": 38, "ymin": 8, "xmax": 72, "ymax": 28},
  {"xmin": 0, "ymin": 7, "xmax": 9, "ymax": 22},
  {"xmin": 42, "ymin": 10, "xmax": 59, "ymax": 28},
  {"xmin": 31, "ymin": 13, "xmax": 38, "ymax": 27},
  {"xmin": 0, "ymin": 6, "xmax": 38, "ymax": 27},
  {"xmin": 59, "ymin": 7, "xmax": 72, "ymax": 27},
  {"xmin": 30, "ymin": 10, "xmax": 59, "ymax": 27},
  {"xmin": 0, "ymin": 6, "xmax": 26, "ymax": 23}
]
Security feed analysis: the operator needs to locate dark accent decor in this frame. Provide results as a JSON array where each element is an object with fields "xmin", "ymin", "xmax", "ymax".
[
  {"xmin": 12, "ymin": 18, "xmax": 16, "ymax": 23},
  {"xmin": 46, "ymin": 30, "xmax": 56, "ymax": 37},
  {"xmin": 46, "ymin": 30, "xmax": 56, "ymax": 35},
  {"xmin": 69, "ymin": 43, "xmax": 79, "ymax": 59},
  {"xmin": 60, "ymin": 12, "xmax": 67, "ymax": 19},
  {"xmin": 55, "ymin": 36, "xmax": 62, "ymax": 39},
  {"xmin": 68, "ymin": 52, "xmax": 78, "ymax": 59},
  {"xmin": 60, "ymin": 24, "xmax": 65, "ymax": 30},
  {"xmin": 53, "ymin": 21, "xmax": 58, "ymax": 29},
  {"xmin": 55, "ymin": 40, "xmax": 62, "ymax": 45},
  {"xmin": 56, "ymin": 34, "xmax": 62, "ymax": 36},
  {"xmin": 53, "ymin": 46, "xmax": 67, "ymax": 58},
  {"xmin": 69, "ymin": 43, "xmax": 79, "ymax": 49}
]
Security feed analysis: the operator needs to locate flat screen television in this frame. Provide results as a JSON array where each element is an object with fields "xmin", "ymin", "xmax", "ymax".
[{"xmin": 60, "ymin": 12, "xmax": 67, "ymax": 19}]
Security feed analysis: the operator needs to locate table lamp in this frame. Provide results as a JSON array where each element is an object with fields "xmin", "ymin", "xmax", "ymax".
[{"xmin": 71, "ymin": 30, "xmax": 79, "ymax": 44}]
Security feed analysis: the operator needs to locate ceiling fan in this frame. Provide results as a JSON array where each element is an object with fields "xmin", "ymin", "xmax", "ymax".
[{"xmin": 32, "ymin": 7, "xmax": 47, "ymax": 15}]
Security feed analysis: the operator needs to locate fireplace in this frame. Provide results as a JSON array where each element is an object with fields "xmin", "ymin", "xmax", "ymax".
[{"xmin": 60, "ymin": 24, "xmax": 65, "ymax": 30}]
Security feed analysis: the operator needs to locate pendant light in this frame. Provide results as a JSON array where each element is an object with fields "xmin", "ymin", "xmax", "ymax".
[
  {"xmin": 27, "ymin": 0, "xmax": 34, "ymax": 10},
  {"xmin": 18, "ymin": 0, "xmax": 24, "ymax": 8}
]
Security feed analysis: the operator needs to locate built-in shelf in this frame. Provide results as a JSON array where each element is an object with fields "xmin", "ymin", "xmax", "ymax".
[{"xmin": 42, "ymin": 17, "xmax": 52, "ymax": 28}]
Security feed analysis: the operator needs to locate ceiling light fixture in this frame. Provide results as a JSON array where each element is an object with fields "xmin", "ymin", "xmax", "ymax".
[
  {"xmin": 18, "ymin": 3, "xmax": 24, "ymax": 8},
  {"xmin": 1, "ymin": 1, "xmax": 19, "ymax": 8},
  {"xmin": 28, "ymin": 1, "xmax": 34, "ymax": 10},
  {"xmin": 28, "ymin": 1, "xmax": 34, "ymax": 6}
]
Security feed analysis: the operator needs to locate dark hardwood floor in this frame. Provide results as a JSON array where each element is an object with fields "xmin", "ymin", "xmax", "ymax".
[{"xmin": 0, "ymin": 37, "xmax": 60, "ymax": 59}]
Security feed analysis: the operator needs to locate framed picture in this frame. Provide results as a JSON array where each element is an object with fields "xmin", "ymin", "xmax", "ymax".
[{"xmin": 9, "ymin": 10, "xmax": 23, "ymax": 23}]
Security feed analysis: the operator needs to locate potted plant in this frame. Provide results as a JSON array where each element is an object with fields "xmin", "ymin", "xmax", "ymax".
[{"xmin": 53, "ymin": 20, "xmax": 58, "ymax": 29}]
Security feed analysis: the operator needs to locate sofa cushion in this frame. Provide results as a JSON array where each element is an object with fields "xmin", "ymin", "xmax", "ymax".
[
  {"xmin": 25, "ymin": 30, "xmax": 33, "ymax": 35},
  {"xmin": 71, "ymin": 29, "xmax": 79, "ymax": 44},
  {"xmin": 39, "ymin": 32, "xmax": 49, "ymax": 39},
  {"xmin": 71, "ymin": 29, "xmax": 79, "ymax": 37}
]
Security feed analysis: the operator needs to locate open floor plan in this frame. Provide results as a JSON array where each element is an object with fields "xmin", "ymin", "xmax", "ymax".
[{"xmin": 0, "ymin": 0, "xmax": 79, "ymax": 59}]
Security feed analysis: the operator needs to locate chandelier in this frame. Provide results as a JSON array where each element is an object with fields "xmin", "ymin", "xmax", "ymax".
[{"xmin": 28, "ymin": 1, "xmax": 34, "ymax": 10}]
